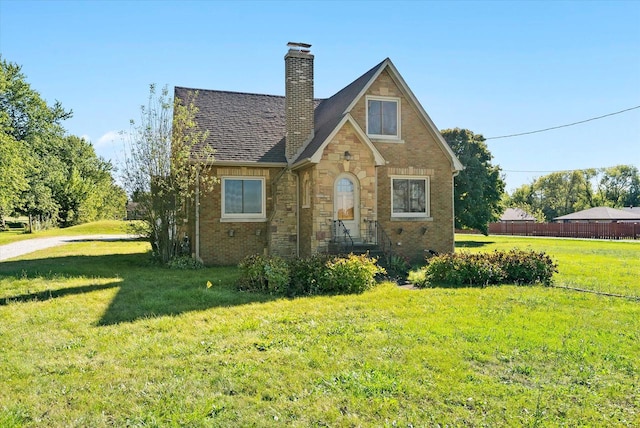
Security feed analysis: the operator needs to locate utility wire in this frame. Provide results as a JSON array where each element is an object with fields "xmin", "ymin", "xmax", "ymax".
[
  {"xmin": 502, "ymin": 164, "xmax": 639, "ymax": 173},
  {"xmin": 485, "ymin": 105, "xmax": 640, "ymax": 140}
]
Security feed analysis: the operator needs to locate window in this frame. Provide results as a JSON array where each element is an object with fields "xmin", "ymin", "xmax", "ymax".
[
  {"xmin": 391, "ymin": 177, "xmax": 430, "ymax": 218},
  {"xmin": 222, "ymin": 177, "xmax": 265, "ymax": 219},
  {"xmin": 367, "ymin": 96, "xmax": 400, "ymax": 139}
]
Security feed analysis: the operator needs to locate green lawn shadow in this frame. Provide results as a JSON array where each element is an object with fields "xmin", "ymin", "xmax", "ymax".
[{"xmin": 0, "ymin": 253, "xmax": 274, "ymax": 326}]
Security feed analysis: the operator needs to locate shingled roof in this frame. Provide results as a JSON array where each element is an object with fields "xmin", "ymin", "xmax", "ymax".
[
  {"xmin": 176, "ymin": 57, "xmax": 462, "ymax": 172},
  {"xmin": 175, "ymin": 59, "xmax": 385, "ymax": 165},
  {"xmin": 174, "ymin": 88, "xmax": 289, "ymax": 163},
  {"xmin": 553, "ymin": 207, "xmax": 640, "ymax": 221}
]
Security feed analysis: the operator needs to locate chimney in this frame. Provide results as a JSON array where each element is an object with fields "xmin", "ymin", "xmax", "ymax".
[{"xmin": 285, "ymin": 42, "xmax": 314, "ymax": 163}]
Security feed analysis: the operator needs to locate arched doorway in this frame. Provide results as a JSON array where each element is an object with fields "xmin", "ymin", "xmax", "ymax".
[{"xmin": 334, "ymin": 174, "xmax": 359, "ymax": 238}]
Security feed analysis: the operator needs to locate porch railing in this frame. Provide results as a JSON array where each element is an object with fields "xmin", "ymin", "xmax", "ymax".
[
  {"xmin": 331, "ymin": 220, "xmax": 393, "ymax": 258},
  {"xmin": 332, "ymin": 220, "xmax": 354, "ymax": 252}
]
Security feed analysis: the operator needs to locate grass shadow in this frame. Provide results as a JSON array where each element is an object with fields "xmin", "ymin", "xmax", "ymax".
[
  {"xmin": 455, "ymin": 240, "xmax": 495, "ymax": 248},
  {"xmin": 0, "ymin": 253, "xmax": 275, "ymax": 326}
]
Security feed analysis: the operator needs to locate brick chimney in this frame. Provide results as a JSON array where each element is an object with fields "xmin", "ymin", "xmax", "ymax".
[{"xmin": 285, "ymin": 42, "xmax": 314, "ymax": 163}]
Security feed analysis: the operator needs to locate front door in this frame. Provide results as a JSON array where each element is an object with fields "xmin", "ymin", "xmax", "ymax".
[{"xmin": 334, "ymin": 175, "xmax": 359, "ymax": 238}]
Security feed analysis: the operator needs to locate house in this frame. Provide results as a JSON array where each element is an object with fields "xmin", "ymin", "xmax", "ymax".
[
  {"xmin": 177, "ymin": 43, "xmax": 463, "ymax": 265},
  {"xmin": 553, "ymin": 206, "xmax": 640, "ymax": 223},
  {"xmin": 499, "ymin": 207, "xmax": 536, "ymax": 223},
  {"xmin": 125, "ymin": 201, "xmax": 144, "ymax": 220}
]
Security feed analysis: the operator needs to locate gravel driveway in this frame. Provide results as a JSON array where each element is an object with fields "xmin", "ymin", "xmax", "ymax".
[{"xmin": 0, "ymin": 235, "xmax": 139, "ymax": 262}]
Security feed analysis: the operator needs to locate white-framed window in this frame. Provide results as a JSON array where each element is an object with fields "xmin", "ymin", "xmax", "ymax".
[
  {"xmin": 366, "ymin": 96, "xmax": 400, "ymax": 139},
  {"xmin": 221, "ymin": 177, "xmax": 265, "ymax": 219},
  {"xmin": 391, "ymin": 176, "xmax": 430, "ymax": 218}
]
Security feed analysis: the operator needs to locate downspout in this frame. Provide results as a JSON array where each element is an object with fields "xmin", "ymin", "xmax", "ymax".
[
  {"xmin": 296, "ymin": 171, "xmax": 300, "ymax": 257},
  {"xmin": 452, "ymin": 168, "xmax": 460, "ymax": 252},
  {"xmin": 195, "ymin": 167, "xmax": 201, "ymax": 262}
]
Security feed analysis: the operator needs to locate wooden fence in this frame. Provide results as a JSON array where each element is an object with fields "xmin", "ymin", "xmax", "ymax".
[{"xmin": 488, "ymin": 222, "xmax": 640, "ymax": 240}]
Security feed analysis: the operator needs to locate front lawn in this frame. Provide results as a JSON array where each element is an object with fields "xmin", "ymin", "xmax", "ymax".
[
  {"xmin": 0, "ymin": 237, "xmax": 638, "ymax": 426},
  {"xmin": 0, "ymin": 220, "xmax": 135, "ymax": 246}
]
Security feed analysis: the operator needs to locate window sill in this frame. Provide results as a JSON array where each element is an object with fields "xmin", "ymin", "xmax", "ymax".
[
  {"xmin": 370, "ymin": 137, "xmax": 405, "ymax": 144},
  {"xmin": 390, "ymin": 216, "xmax": 433, "ymax": 222},
  {"xmin": 220, "ymin": 217, "xmax": 267, "ymax": 223}
]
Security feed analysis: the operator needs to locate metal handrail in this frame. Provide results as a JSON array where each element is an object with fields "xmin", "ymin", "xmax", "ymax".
[
  {"xmin": 374, "ymin": 220, "xmax": 393, "ymax": 257},
  {"xmin": 332, "ymin": 220, "xmax": 354, "ymax": 251}
]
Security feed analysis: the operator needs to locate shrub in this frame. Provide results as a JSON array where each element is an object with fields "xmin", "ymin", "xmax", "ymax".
[
  {"xmin": 488, "ymin": 249, "xmax": 557, "ymax": 285},
  {"xmin": 287, "ymin": 254, "xmax": 333, "ymax": 297},
  {"xmin": 167, "ymin": 255, "xmax": 204, "ymax": 270},
  {"xmin": 237, "ymin": 253, "xmax": 385, "ymax": 296},
  {"xmin": 237, "ymin": 255, "xmax": 290, "ymax": 294},
  {"xmin": 379, "ymin": 253, "xmax": 410, "ymax": 280},
  {"xmin": 325, "ymin": 254, "xmax": 386, "ymax": 294},
  {"xmin": 413, "ymin": 250, "xmax": 557, "ymax": 288}
]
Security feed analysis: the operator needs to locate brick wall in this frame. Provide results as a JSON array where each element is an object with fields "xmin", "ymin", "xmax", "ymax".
[
  {"xmin": 194, "ymin": 166, "xmax": 279, "ymax": 265},
  {"xmin": 285, "ymin": 49, "xmax": 314, "ymax": 162}
]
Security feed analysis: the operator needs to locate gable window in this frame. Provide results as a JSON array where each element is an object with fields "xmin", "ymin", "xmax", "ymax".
[
  {"xmin": 222, "ymin": 177, "xmax": 265, "ymax": 219},
  {"xmin": 391, "ymin": 176, "xmax": 430, "ymax": 218},
  {"xmin": 367, "ymin": 96, "xmax": 400, "ymax": 139}
]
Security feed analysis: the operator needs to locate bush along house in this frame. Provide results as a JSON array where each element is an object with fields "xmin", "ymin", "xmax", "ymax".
[{"xmin": 176, "ymin": 43, "xmax": 463, "ymax": 265}]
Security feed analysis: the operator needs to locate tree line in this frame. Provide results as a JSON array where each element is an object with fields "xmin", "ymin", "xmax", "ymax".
[
  {"xmin": 441, "ymin": 128, "xmax": 639, "ymax": 231},
  {"xmin": 0, "ymin": 56, "xmax": 126, "ymax": 230},
  {"xmin": 506, "ymin": 165, "xmax": 640, "ymax": 222}
]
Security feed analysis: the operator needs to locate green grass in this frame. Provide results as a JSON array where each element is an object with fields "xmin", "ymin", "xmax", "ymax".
[
  {"xmin": 0, "ymin": 220, "xmax": 135, "ymax": 245},
  {"xmin": 0, "ymin": 237, "xmax": 639, "ymax": 426},
  {"xmin": 456, "ymin": 234, "xmax": 640, "ymax": 298}
]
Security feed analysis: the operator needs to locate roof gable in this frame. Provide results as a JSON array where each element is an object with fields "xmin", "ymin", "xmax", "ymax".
[{"xmin": 294, "ymin": 58, "xmax": 463, "ymax": 171}]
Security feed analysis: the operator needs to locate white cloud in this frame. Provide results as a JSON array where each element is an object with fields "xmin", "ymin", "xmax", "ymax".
[{"xmin": 96, "ymin": 130, "xmax": 125, "ymax": 148}]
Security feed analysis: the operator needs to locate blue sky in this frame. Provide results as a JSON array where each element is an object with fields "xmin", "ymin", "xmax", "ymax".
[{"xmin": 1, "ymin": 0, "xmax": 639, "ymax": 192}]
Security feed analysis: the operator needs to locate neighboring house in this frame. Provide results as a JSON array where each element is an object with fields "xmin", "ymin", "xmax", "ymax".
[
  {"xmin": 126, "ymin": 202, "xmax": 144, "ymax": 220},
  {"xmin": 500, "ymin": 207, "xmax": 536, "ymax": 223},
  {"xmin": 553, "ymin": 207, "xmax": 640, "ymax": 223},
  {"xmin": 177, "ymin": 43, "xmax": 463, "ymax": 265}
]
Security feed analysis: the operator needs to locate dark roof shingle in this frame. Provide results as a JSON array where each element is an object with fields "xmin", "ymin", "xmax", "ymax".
[
  {"xmin": 175, "ymin": 88, "xmax": 289, "ymax": 163},
  {"xmin": 175, "ymin": 59, "xmax": 386, "ymax": 165}
]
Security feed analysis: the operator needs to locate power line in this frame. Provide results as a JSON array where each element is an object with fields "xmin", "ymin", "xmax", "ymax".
[
  {"xmin": 502, "ymin": 164, "xmax": 639, "ymax": 174},
  {"xmin": 485, "ymin": 105, "xmax": 640, "ymax": 140}
]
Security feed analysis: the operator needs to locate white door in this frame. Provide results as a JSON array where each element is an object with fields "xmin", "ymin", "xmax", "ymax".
[{"xmin": 334, "ymin": 176, "xmax": 359, "ymax": 238}]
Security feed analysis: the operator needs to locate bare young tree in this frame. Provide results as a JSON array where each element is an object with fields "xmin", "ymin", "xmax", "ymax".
[{"xmin": 122, "ymin": 84, "xmax": 215, "ymax": 264}]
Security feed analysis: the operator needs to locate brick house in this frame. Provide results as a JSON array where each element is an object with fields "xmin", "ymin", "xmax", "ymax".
[{"xmin": 177, "ymin": 43, "xmax": 463, "ymax": 265}]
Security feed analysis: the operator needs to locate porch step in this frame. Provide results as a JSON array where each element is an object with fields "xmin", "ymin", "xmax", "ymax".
[{"xmin": 327, "ymin": 241, "xmax": 384, "ymax": 257}]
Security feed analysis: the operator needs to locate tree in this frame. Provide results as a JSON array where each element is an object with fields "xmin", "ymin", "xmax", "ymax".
[
  {"xmin": 595, "ymin": 165, "xmax": 640, "ymax": 208},
  {"xmin": 508, "ymin": 166, "xmax": 639, "ymax": 221},
  {"xmin": 1, "ymin": 56, "xmax": 71, "ymax": 229},
  {"xmin": 121, "ymin": 84, "xmax": 215, "ymax": 264},
  {"xmin": 2, "ymin": 57, "xmax": 125, "ymax": 230},
  {"xmin": 442, "ymin": 128, "xmax": 505, "ymax": 234},
  {"xmin": 0, "ymin": 132, "xmax": 27, "ymax": 227}
]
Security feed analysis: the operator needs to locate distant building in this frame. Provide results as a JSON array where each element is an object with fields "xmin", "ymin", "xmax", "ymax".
[
  {"xmin": 500, "ymin": 207, "xmax": 536, "ymax": 223},
  {"xmin": 553, "ymin": 207, "xmax": 640, "ymax": 223},
  {"xmin": 126, "ymin": 202, "xmax": 144, "ymax": 220}
]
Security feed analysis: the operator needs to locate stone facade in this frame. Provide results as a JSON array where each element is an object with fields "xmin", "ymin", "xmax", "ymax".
[{"xmin": 350, "ymin": 69, "xmax": 456, "ymax": 261}]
